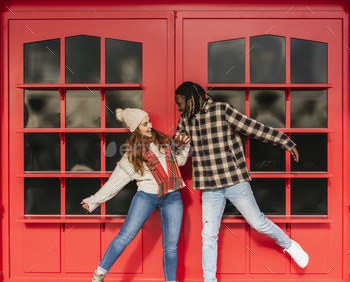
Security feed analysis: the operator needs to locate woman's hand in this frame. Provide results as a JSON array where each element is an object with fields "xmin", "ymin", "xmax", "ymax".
[
  {"xmin": 81, "ymin": 201, "xmax": 90, "ymax": 212},
  {"xmin": 290, "ymin": 147, "xmax": 299, "ymax": 163},
  {"xmin": 175, "ymin": 132, "xmax": 191, "ymax": 147}
]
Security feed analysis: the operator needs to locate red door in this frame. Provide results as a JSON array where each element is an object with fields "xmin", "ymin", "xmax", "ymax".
[
  {"xmin": 176, "ymin": 12, "xmax": 343, "ymax": 281},
  {"xmin": 5, "ymin": 11, "xmax": 176, "ymax": 281}
]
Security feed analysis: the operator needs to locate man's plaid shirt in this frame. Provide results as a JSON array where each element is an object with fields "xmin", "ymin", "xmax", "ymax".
[{"xmin": 174, "ymin": 98, "xmax": 296, "ymax": 190}]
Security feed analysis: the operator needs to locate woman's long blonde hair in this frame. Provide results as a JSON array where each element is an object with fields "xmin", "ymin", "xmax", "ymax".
[{"xmin": 126, "ymin": 129, "xmax": 172, "ymax": 175}]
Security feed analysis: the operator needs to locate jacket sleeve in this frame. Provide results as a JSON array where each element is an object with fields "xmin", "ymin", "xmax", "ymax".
[
  {"xmin": 172, "ymin": 116, "xmax": 190, "ymax": 154},
  {"xmin": 173, "ymin": 115, "xmax": 187, "ymax": 138},
  {"xmin": 82, "ymin": 155, "xmax": 135, "ymax": 213},
  {"xmin": 225, "ymin": 103, "xmax": 296, "ymax": 151},
  {"xmin": 174, "ymin": 143, "xmax": 190, "ymax": 166}
]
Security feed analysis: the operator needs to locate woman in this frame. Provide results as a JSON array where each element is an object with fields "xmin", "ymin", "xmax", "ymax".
[{"xmin": 81, "ymin": 108, "xmax": 191, "ymax": 282}]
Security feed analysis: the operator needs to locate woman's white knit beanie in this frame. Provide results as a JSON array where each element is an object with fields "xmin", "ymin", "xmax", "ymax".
[{"xmin": 115, "ymin": 108, "xmax": 149, "ymax": 132}]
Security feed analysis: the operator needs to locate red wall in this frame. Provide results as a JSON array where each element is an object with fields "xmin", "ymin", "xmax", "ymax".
[{"xmin": 1, "ymin": 0, "xmax": 350, "ymax": 281}]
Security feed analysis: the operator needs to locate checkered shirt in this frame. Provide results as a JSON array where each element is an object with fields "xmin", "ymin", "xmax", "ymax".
[{"xmin": 174, "ymin": 98, "xmax": 296, "ymax": 190}]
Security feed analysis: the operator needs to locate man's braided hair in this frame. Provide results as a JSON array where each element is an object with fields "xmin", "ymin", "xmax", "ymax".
[{"xmin": 175, "ymin": 81, "xmax": 207, "ymax": 119}]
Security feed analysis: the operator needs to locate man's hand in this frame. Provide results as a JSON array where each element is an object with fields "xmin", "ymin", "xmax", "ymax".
[
  {"xmin": 290, "ymin": 147, "xmax": 299, "ymax": 163},
  {"xmin": 175, "ymin": 132, "xmax": 191, "ymax": 148}
]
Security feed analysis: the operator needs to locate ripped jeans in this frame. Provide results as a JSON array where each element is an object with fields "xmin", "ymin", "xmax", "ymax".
[{"xmin": 201, "ymin": 182, "xmax": 291, "ymax": 282}]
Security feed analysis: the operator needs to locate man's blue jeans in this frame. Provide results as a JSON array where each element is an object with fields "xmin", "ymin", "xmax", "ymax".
[
  {"xmin": 202, "ymin": 182, "xmax": 292, "ymax": 282},
  {"xmin": 99, "ymin": 190, "xmax": 183, "ymax": 282}
]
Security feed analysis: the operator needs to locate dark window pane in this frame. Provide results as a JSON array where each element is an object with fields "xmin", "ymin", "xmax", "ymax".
[
  {"xmin": 106, "ymin": 133, "xmax": 131, "ymax": 171},
  {"xmin": 66, "ymin": 90, "xmax": 101, "ymax": 128},
  {"xmin": 106, "ymin": 181, "xmax": 137, "ymax": 215},
  {"xmin": 208, "ymin": 38, "xmax": 245, "ymax": 84},
  {"xmin": 250, "ymin": 139, "xmax": 285, "ymax": 172},
  {"xmin": 65, "ymin": 35, "xmax": 100, "ymax": 83},
  {"xmin": 25, "ymin": 178, "xmax": 60, "ymax": 214},
  {"xmin": 251, "ymin": 178, "xmax": 285, "ymax": 215},
  {"xmin": 291, "ymin": 90, "xmax": 327, "ymax": 128},
  {"xmin": 209, "ymin": 90, "xmax": 245, "ymax": 114},
  {"xmin": 24, "ymin": 133, "xmax": 60, "ymax": 171},
  {"xmin": 105, "ymin": 90, "xmax": 142, "ymax": 128},
  {"xmin": 291, "ymin": 38, "xmax": 327, "ymax": 84},
  {"xmin": 250, "ymin": 90, "xmax": 285, "ymax": 128},
  {"xmin": 66, "ymin": 133, "xmax": 101, "ymax": 171},
  {"xmin": 291, "ymin": 133, "xmax": 327, "ymax": 172},
  {"xmin": 250, "ymin": 35, "xmax": 286, "ymax": 84},
  {"xmin": 223, "ymin": 201, "xmax": 241, "ymax": 215},
  {"xmin": 66, "ymin": 178, "xmax": 101, "ymax": 214},
  {"xmin": 24, "ymin": 39, "xmax": 60, "ymax": 84},
  {"xmin": 106, "ymin": 38, "xmax": 142, "ymax": 84},
  {"xmin": 24, "ymin": 90, "xmax": 60, "ymax": 128},
  {"xmin": 291, "ymin": 178, "xmax": 327, "ymax": 215}
]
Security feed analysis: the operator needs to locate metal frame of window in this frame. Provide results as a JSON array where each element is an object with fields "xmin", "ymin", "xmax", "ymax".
[{"xmin": 19, "ymin": 41, "xmax": 143, "ymax": 220}]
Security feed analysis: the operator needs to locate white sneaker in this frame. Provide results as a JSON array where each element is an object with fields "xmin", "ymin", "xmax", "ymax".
[
  {"xmin": 284, "ymin": 240, "xmax": 309, "ymax": 268},
  {"xmin": 92, "ymin": 270, "xmax": 105, "ymax": 282}
]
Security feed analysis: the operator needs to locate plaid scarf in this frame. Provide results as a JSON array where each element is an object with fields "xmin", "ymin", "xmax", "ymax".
[{"xmin": 142, "ymin": 136, "xmax": 183, "ymax": 197}]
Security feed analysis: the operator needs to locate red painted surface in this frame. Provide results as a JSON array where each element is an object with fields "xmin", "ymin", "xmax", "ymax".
[
  {"xmin": 177, "ymin": 13, "xmax": 344, "ymax": 280},
  {"xmin": 0, "ymin": 1, "xmax": 349, "ymax": 281},
  {"xmin": 3, "ymin": 10, "xmax": 176, "ymax": 282}
]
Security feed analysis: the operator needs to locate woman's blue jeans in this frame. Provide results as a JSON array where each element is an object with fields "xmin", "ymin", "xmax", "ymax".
[
  {"xmin": 202, "ymin": 182, "xmax": 292, "ymax": 282},
  {"xmin": 99, "ymin": 190, "xmax": 183, "ymax": 282}
]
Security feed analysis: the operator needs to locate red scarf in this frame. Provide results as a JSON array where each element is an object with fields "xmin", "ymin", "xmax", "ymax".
[{"xmin": 142, "ymin": 136, "xmax": 183, "ymax": 197}]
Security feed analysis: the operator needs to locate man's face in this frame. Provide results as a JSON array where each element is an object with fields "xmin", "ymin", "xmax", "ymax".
[{"xmin": 175, "ymin": 94, "xmax": 189, "ymax": 114}]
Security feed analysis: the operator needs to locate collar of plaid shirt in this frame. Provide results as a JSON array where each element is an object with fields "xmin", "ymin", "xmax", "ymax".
[{"xmin": 194, "ymin": 98, "xmax": 210, "ymax": 118}]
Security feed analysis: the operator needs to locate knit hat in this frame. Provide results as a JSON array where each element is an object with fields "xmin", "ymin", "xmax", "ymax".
[{"xmin": 115, "ymin": 108, "xmax": 149, "ymax": 132}]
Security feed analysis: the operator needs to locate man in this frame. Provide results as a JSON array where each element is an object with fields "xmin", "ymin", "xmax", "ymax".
[{"xmin": 174, "ymin": 81, "xmax": 309, "ymax": 282}]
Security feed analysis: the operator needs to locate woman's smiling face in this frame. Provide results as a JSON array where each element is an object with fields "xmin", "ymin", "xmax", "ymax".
[{"xmin": 138, "ymin": 115, "xmax": 152, "ymax": 137}]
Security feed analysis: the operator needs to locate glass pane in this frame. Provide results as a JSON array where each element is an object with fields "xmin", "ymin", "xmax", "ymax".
[
  {"xmin": 251, "ymin": 178, "xmax": 285, "ymax": 215},
  {"xmin": 250, "ymin": 139, "xmax": 285, "ymax": 172},
  {"xmin": 291, "ymin": 178, "xmax": 327, "ymax": 215},
  {"xmin": 105, "ymin": 90, "xmax": 142, "ymax": 128},
  {"xmin": 24, "ymin": 133, "xmax": 60, "ymax": 171},
  {"xmin": 250, "ymin": 35, "xmax": 286, "ymax": 84},
  {"xmin": 250, "ymin": 90, "xmax": 285, "ymax": 128},
  {"xmin": 24, "ymin": 39, "xmax": 60, "ymax": 84},
  {"xmin": 209, "ymin": 90, "xmax": 245, "ymax": 114},
  {"xmin": 25, "ymin": 178, "xmax": 60, "ymax": 214},
  {"xmin": 106, "ymin": 133, "xmax": 131, "ymax": 171},
  {"xmin": 66, "ymin": 133, "xmax": 101, "ymax": 172},
  {"xmin": 291, "ymin": 90, "xmax": 327, "ymax": 128},
  {"xmin": 24, "ymin": 90, "xmax": 60, "ymax": 128},
  {"xmin": 291, "ymin": 38, "xmax": 327, "ymax": 84},
  {"xmin": 224, "ymin": 201, "xmax": 241, "ymax": 215},
  {"xmin": 208, "ymin": 38, "xmax": 245, "ymax": 84},
  {"xmin": 106, "ymin": 181, "xmax": 138, "ymax": 215},
  {"xmin": 66, "ymin": 90, "xmax": 101, "ymax": 128},
  {"xmin": 106, "ymin": 38, "xmax": 142, "ymax": 84},
  {"xmin": 65, "ymin": 35, "xmax": 100, "ymax": 84},
  {"xmin": 66, "ymin": 178, "xmax": 101, "ymax": 215},
  {"xmin": 291, "ymin": 133, "xmax": 327, "ymax": 172}
]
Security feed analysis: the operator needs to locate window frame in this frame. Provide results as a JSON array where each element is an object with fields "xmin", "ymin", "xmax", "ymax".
[
  {"xmin": 20, "ymin": 34, "xmax": 143, "ymax": 219},
  {"xmin": 207, "ymin": 34, "xmax": 333, "ymax": 222}
]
